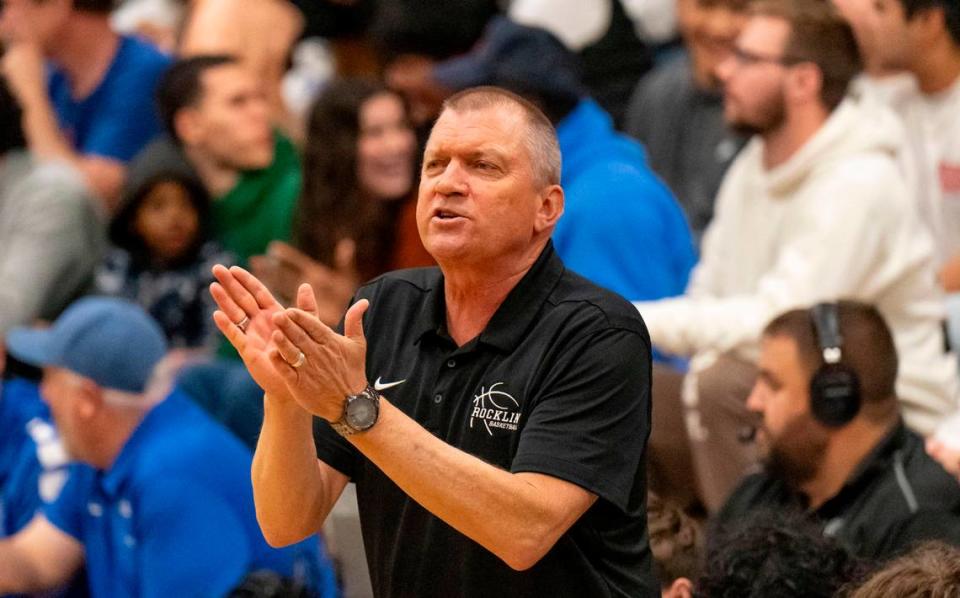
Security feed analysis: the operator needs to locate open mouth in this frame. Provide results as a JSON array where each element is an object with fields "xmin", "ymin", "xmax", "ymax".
[
  {"xmin": 434, "ymin": 209, "xmax": 464, "ymax": 220},
  {"xmin": 375, "ymin": 158, "xmax": 410, "ymax": 176}
]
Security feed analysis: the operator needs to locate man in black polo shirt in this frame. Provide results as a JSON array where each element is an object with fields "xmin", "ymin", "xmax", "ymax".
[
  {"xmin": 714, "ymin": 301, "xmax": 960, "ymax": 560},
  {"xmin": 210, "ymin": 86, "xmax": 656, "ymax": 597}
]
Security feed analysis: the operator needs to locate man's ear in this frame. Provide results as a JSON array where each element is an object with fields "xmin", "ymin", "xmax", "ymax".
[
  {"xmin": 534, "ymin": 184, "xmax": 564, "ymax": 234},
  {"xmin": 663, "ymin": 577, "xmax": 694, "ymax": 598},
  {"xmin": 75, "ymin": 380, "xmax": 104, "ymax": 420},
  {"xmin": 785, "ymin": 62, "xmax": 824, "ymax": 107},
  {"xmin": 174, "ymin": 108, "xmax": 203, "ymax": 146},
  {"xmin": 914, "ymin": 6, "xmax": 949, "ymax": 44}
]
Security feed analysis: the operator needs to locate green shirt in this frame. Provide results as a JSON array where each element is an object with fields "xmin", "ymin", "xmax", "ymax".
[{"xmin": 212, "ymin": 133, "xmax": 301, "ymax": 265}]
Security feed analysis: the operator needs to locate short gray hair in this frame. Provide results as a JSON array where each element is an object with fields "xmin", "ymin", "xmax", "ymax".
[{"xmin": 440, "ymin": 86, "xmax": 561, "ymax": 188}]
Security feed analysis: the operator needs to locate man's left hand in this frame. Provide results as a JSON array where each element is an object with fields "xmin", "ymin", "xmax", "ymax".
[{"xmin": 271, "ymin": 296, "xmax": 371, "ymax": 422}]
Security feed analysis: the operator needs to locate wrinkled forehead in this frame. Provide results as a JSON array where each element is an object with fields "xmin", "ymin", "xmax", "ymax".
[{"xmin": 425, "ymin": 104, "xmax": 528, "ymax": 156}]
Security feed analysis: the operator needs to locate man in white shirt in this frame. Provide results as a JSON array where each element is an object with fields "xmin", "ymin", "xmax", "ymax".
[
  {"xmin": 867, "ymin": 0, "xmax": 960, "ymax": 282},
  {"xmin": 865, "ymin": 0, "xmax": 960, "ymax": 478}
]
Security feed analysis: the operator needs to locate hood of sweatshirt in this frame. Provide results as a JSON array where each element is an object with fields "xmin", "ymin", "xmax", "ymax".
[{"xmin": 742, "ymin": 96, "xmax": 906, "ymax": 199}]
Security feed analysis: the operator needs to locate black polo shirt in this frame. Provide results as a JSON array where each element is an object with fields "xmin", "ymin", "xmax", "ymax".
[
  {"xmin": 714, "ymin": 421, "xmax": 960, "ymax": 560},
  {"xmin": 313, "ymin": 242, "xmax": 656, "ymax": 597}
]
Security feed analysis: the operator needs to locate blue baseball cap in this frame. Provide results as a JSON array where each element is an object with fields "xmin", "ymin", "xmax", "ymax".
[
  {"xmin": 432, "ymin": 16, "xmax": 585, "ymax": 102},
  {"xmin": 6, "ymin": 297, "xmax": 168, "ymax": 393}
]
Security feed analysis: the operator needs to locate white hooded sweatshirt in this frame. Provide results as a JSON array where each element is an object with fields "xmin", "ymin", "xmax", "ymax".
[{"xmin": 635, "ymin": 97, "xmax": 959, "ymax": 435}]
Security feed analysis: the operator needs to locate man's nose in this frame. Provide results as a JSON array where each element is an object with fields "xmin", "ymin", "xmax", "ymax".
[
  {"xmin": 715, "ymin": 55, "xmax": 735, "ymax": 85},
  {"xmin": 745, "ymin": 383, "xmax": 765, "ymax": 415},
  {"xmin": 434, "ymin": 160, "xmax": 468, "ymax": 196}
]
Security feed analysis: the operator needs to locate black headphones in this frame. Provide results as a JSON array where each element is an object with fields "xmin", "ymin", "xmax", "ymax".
[{"xmin": 809, "ymin": 302, "xmax": 861, "ymax": 427}]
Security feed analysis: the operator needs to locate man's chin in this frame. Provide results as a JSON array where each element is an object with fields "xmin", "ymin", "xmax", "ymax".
[
  {"xmin": 727, "ymin": 119, "xmax": 764, "ymax": 138},
  {"xmin": 236, "ymin": 150, "xmax": 275, "ymax": 172}
]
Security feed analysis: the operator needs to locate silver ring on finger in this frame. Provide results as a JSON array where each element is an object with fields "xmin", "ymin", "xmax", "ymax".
[
  {"xmin": 235, "ymin": 316, "xmax": 250, "ymax": 332},
  {"xmin": 291, "ymin": 351, "xmax": 306, "ymax": 369}
]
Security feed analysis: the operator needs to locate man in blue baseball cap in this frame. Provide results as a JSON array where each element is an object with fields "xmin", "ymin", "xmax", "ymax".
[{"xmin": 0, "ymin": 297, "xmax": 326, "ymax": 596}]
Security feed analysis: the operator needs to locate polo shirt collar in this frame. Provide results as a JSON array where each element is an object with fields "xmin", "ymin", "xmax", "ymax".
[
  {"xmin": 413, "ymin": 242, "xmax": 565, "ymax": 351},
  {"xmin": 98, "ymin": 391, "xmax": 182, "ymax": 497}
]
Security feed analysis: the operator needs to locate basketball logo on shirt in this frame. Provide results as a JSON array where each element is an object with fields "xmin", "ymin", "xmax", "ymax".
[{"xmin": 470, "ymin": 382, "xmax": 520, "ymax": 436}]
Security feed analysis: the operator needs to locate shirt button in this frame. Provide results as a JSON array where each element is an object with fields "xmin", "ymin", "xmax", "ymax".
[
  {"xmin": 434, "ymin": 393, "xmax": 443, "ymax": 404},
  {"xmin": 446, "ymin": 359, "xmax": 456, "ymax": 368}
]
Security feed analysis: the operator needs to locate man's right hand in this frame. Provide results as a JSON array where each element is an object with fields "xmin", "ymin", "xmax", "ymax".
[{"xmin": 210, "ymin": 264, "xmax": 317, "ymax": 401}]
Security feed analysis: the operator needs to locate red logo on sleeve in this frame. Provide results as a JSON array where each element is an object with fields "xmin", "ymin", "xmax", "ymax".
[{"xmin": 940, "ymin": 162, "xmax": 960, "ymax": 194}]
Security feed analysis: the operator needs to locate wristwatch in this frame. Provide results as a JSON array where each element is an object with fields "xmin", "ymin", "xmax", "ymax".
[{"xmin": 330, "ymin": 384, "xmax": 380, "ymax": 437}]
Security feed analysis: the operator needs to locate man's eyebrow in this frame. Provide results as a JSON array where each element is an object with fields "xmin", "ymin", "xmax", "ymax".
[
  {"xmin": 756, "ymin": 369, "xmax": 779, "ymax": 386},
  {"xmin": 465, "ymin": 148, "xmax": 509, "ymax": 163}
]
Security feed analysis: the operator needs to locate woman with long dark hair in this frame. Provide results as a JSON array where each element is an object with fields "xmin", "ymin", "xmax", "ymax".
[{"xmin": 253, "ymin": 78, "xmax": 431, "ymax": 324}]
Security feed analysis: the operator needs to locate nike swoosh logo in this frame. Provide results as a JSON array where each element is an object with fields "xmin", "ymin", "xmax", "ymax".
[{"xmin": 374, "ymin": 377, "xmax": 407, "ymax": 391}]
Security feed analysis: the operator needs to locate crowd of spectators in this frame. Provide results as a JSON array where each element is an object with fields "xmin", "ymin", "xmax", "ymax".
[{"xmin": 1, "ymin": 0, "xmax": 960, "ymax": 595}]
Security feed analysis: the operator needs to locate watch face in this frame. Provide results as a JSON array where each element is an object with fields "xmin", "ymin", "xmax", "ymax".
[{"xmin": 346, "ymin": 396, "xmax": 378, "ymax": 429}]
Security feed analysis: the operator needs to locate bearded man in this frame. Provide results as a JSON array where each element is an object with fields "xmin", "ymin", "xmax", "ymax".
[{"xmin": 713, "ymin": 301, "xmax": 960, "ymax": 560}]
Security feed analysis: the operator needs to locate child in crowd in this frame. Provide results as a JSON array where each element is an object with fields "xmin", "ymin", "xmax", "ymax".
[{"xmin": 96, "ymin": 169, "xmax": 232, "ymax": 350}]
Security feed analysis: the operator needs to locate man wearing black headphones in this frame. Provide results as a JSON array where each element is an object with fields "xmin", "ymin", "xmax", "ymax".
[{"xmin": 713, "ymin": 301, "xmax": 960, "ymax": 560}]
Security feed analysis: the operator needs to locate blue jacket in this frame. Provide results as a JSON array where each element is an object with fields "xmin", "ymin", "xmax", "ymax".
[{"xmin": 553, "ymin": 100, "xmax": 697, "ymax": 304}]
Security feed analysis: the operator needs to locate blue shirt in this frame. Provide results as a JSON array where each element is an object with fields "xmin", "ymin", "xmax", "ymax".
[
  {"xmin": 48, "ymin": 36, "xmax": 171, "ymax": 162},
  {"xmin": 553, "ymin": 99, "xmax": 697, "ymax": 304},
  {"xmin": 43, "ymin": 391, "xmax": 326, "ymax": 598},
  {"xmin": 0, "ymin": 378, "xmax": 50, "ymax": 536},
  {"xmin": 0, "ymin": 379, "xmax": 81, "ymax": 598}
]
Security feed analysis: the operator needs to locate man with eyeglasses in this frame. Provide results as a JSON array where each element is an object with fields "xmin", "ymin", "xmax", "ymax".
[{"xmin": 634, "ymin": 0, "xmax": 958, "ymax": 514}]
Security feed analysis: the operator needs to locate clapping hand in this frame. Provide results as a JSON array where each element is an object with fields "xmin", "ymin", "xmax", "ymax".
[
  {"xmin": 210, "ymin": 264, "xmax": 306, "ymax": 401},
  {"xmin": 210, "ymin": 264, "xmax": 371, "ymax": 422},
  {"xmin": 250, "ymin": 240, "xmax": 359, "ymax": 325}
]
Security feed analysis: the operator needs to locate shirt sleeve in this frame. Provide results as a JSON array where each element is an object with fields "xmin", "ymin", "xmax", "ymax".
[
  {"xmin": 872, "ymin": 511, "xmax": 960, "ymax": 559},
  {"xmin": 42, "ymin": 464, "xmax": 93, "ymax": 541},
  {"xmin": 1, "ymin": 441, "xmax": 43, "ymax": 535},
  {"xmin": 136, "ymin": 478, "xmax": 251, "ymax": 598},
  {"xmin": 510, "ymin": 326, "xmax": 652, "ymax": 512},
  {"xmin": 313, "ymin": 418, "xmax": 361, "ymax": 479}
]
